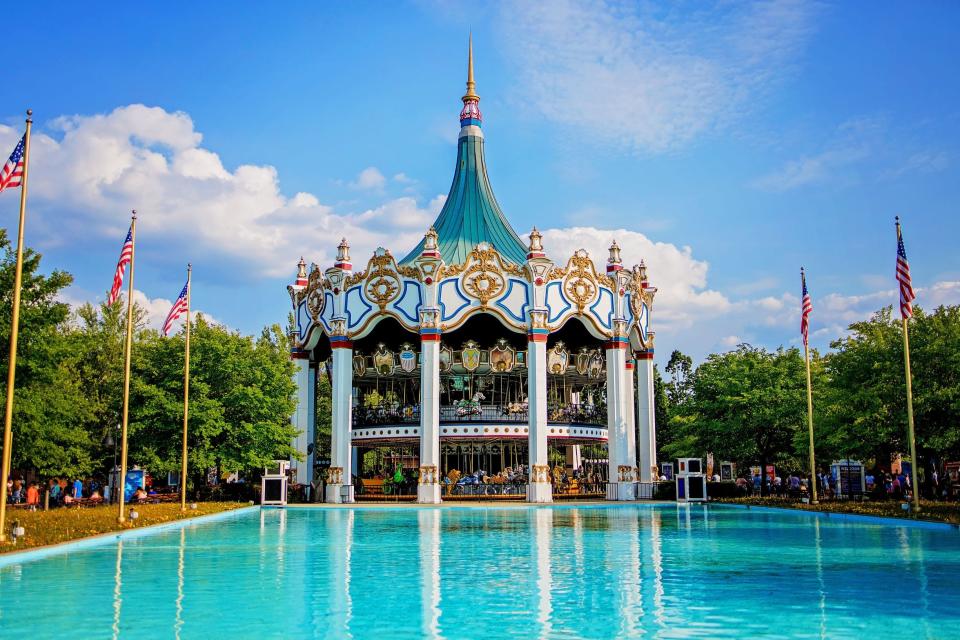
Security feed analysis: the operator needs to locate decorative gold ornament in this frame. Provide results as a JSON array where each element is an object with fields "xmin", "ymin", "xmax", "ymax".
[
  {"xmin": 439, "ymin": 344, "xmax": 453, "ymax": 372},
  {"xmin": 419, "ymin": 465, "xmax": 439, "ymax": 485},
  {"xmin": 363, "ymin": 249, "xmax": 402, "ymax": 310},
  {"xmin": 575, "ymin": 347, "xmax": 591, "ymax": 375},
  {"xmin": 588, "ymin": 349, "xmax": 604, "ymax": 378},
  {"xmin": 489, "ymin": 338, "xmax": 516, "ymax": 372},
  {"xmin": 306, "ymin": 265, "xmax": 325, "ymax": 321},
  {"xmin": 396, "ymin": 265, "xmax": 420, "ymax": 279},
  {"xmin": 532, "ymin": 464, "xmax": 550, "ymax": 483},
  {"xmin": 563, "ymin": 250, "xmax": 599, "ymax": 311},
  {"xmin": 399, "ymin": 343, "xmax": 418, "ymax": 373},
  {"xmin": 352, "ymin": 353, "xmax": 366, "ymax": 377},
  {"xmin": 547, "ymin": 341, "xmax": 569, "ymax": 374},
  {"xmin": 462, "ymin": 245, "xmax": 506, "ymax": 306},
  {"xmin": 461, "ymin": 340, "xmax": 482, "ymax": 372},
  {"xmin": 373, "ymin": 344, "xmax": 394, "ymax": 375}
]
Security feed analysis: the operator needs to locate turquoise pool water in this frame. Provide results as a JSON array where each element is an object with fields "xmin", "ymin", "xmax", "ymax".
[{"xmin": 1, "ymin": 504, "xmax": 958, "ymax": 638}]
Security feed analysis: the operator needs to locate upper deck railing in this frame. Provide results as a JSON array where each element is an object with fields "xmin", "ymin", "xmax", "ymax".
[{"xmin": 353, "ymin": 402, "xmax": 605, "ymax": 428}]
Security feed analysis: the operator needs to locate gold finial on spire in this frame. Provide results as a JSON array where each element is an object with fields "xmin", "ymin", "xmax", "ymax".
[{"xmin": 463, "ymin": 32, "xmax": 479, "ymax": 104}]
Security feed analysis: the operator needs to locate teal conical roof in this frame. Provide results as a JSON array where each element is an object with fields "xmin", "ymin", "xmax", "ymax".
[{"xmin": 400, "ymin": 42, "xmax": 527, "ymax": 267}]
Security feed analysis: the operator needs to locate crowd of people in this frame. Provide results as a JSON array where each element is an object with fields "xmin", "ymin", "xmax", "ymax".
[
  {"xmin": 730, "ymin": 465, "xmax": 959, "ymax": 501},
  {"xmin": 4, "ymin": 477, "xmax": 107, "ymax": 509},
  {"xmin": 3, "ymin": 471, "xmax": 182, "ymax": 509}
]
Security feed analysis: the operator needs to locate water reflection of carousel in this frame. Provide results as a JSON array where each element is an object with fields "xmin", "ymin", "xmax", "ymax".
[{"xmin": 286, "ymin": 42, "xmax": 657, "ymax": 503}]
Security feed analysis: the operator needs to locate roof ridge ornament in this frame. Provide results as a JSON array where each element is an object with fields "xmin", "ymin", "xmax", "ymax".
[
  {"xmin": 335, "ymin": 238, "xmax": 352, "ymax": 271},
  {"xmin": 527, "ymin": 226, "xmax": 545, "ymax": 260},
  {"xmin": 421, "ymin": 226, "xmax": 440, "ymax": 258},
  {"xmin": 460, "ymin": 33, "xmax": 482, "ymax": 126},
  {"xmin": 295, "ymin": 256, "xmax": 308, "ymax": 287},
  {"xmin": 606, "ymin": 240, "xmax": 623, "ymax": 273},
  {"xmin": 638, "ymin": 259, "xmax": 649, "ymax": 288}
]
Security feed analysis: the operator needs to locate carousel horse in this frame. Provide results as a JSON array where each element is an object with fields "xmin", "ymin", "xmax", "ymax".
[
  {"xmin": 455, "ymin": 392, "xmax": 485, "ymax": 417},
  {"xmin": 501, "ymin": 397, "xmax": 528, "ymax": 416}
]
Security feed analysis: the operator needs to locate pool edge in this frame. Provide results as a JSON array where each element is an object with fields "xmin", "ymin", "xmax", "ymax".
[
  {"xmin": 0, "ymin": 505, "xmax": 258, "ymax": 568},
  {"xmin": 715, "ymin": 502, "xmax": 960, "ymax": 531}
]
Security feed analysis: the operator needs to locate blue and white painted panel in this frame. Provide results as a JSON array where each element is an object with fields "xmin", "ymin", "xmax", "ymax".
[
  {"xmin": 319, "ymin": 291, "xmax": 335, "ymax": 333},
  {"xmin": 344, "ymin": 285, "xmax": 374, "ymax": 330},
  {"xmin": 495, "ymin": 278, "xmax": 529, "ymax": 324},
  {"xmin": 391, "ymin": 280, "xmax": 423, "ymax": 327},
  {"xmin": 438, "ymin": 278, "xmax": 472, "ymax": 323},
  {"xmin": 544, "ymin": 281, "xmax": 571, "ymax": 325},
  {"xmin": 589, "ymin": 287, "xmax": 614, "ymax": 330},
  {"xmin": 623, "ymin": 292, "xmax": 635, "ymax": 327},
  {"xmin": 296, "ymin": 300, "xmax": 312, "ymax": 342},
  {"xmin": 635, "ymin": 301, "xmax": 649, "ymax": 343}
]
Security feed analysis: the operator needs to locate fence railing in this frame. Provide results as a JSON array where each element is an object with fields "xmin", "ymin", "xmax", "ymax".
[
  {"xmin": 353, "ymin": 402, "xmax": 607, "ymax": 428},
  {"xmin": 547, "ymin": 403, "xmax": 606, "ymax": 426}
]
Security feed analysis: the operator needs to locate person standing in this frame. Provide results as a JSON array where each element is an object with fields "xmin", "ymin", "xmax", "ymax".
[
  {"xmin": 26, "ymin": 482, "xmax": 39, "ymax": 507},
  {"xmin": 72, "ymin": 478, "xmax": 83, "ymax": 499}
]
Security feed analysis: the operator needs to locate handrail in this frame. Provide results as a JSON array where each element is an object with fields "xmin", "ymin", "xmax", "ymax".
[{"xmin": 353, "ymin": 402, "xmax": 606, "ymax": 428}]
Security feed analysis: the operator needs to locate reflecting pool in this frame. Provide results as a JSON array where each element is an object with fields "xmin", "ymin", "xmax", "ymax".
[{"xmin": 1, "ymin": 505, "xmax": 958, "ymax": 638}]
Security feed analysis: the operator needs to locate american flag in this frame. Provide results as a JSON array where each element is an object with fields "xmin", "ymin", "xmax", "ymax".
[
  {"xmin": 0, "ymin": 135, "xmax": 25, "ymax": 193},
  {"xmin": 163, "ymin": 281, "xmax": 190, "ymax": 336},
  {"xmin": 107, "ymin": 226, "xmax": 134, "ymax": 305},
  {"xmin": 801, "ymin": 270, "xmax": 813, "ymax": 346},
  {"xmin": 896, "ymin": 218, "xmax": 915, "ymax": 319}
]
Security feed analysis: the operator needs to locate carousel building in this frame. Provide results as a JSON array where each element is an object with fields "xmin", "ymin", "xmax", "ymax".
[{"xmin": 286, "ymin": 43, "xmax": 657, "ymax": 503}]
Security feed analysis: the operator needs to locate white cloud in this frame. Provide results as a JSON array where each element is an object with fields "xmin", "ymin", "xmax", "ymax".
[
  {"xmin": 720, "ymin": 335, "xmax": 742, "ymax": 347},
  {"xmin": 539, "ymin": 226, "xmax": 731, "ymax": 329},
  {"xmin": 58, "ymin": 286, "xmax": 219, "ymax": 333},
  {"xmin": 351, "ymin": 166, "xmax": 387, "ymax": 190},
  {"xmin": 883, "ymin": 151, "xmax": 950, "ymax": 179},
  {"xmin": 0, "ymin": 106, "xmax": 443, "ymax": 279},
  {"xmin": 751, "ymin": 115, "xmax": 949, "ymax": 192},
  {"xmin": 750, "ymin": 146, "xmax": 868, "ymax": 191},
  {"xmin": 498, "ymin": 0, "xmax": 818, "ymax": 152},
  {"xmin": 749, "ymin": 116, "xmax": 884, "ymax": 191}
]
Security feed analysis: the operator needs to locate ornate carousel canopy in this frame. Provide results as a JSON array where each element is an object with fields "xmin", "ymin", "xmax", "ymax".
[{"xmin": 288, "ymin": 42, "xmax": 656, "ymax": 355}]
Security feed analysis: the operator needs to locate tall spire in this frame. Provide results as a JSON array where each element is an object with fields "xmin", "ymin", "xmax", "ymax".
[
  {"xmin": 460, "ymin": 33, "xmax": 482, "ymax": 125},
  {"xmin": 463, "ymin": 32, "xmax": 478, "ymax": 103},
  {"xmin": 401, "ymin": 37, "xmax": 525, "ymax": 266}
]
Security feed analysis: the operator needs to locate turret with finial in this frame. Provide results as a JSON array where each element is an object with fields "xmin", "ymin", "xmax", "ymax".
[
  {"xmin": 460, "ymin": 33, "xmax": 482, "ymax": 125},
  {"xmin": 606, "ymin": 240, "xmax": 623, "ymax": 273},
  {"xmin": 421, "ymin": 226, "xmax": 440, "ymax": 259},
  {"xmin": 334, "ymin": 238, "xmax": 352, "ymax": 271},
  {"xmin": 527, "ymin": 227, "xmax": 545, "ymax": 260},
  {"xmin": 295, "ymin": 257, "xmax": 308, "ymax": 287}
]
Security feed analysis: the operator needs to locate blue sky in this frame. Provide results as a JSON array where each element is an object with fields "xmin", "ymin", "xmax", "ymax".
[{"xmin": 1, "ymin": 1, "xmax": 958, "ymax": 363}]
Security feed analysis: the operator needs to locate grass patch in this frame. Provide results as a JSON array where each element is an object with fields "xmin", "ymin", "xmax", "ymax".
[
  {"xmin": 716, "ymin": 497, "xmax": 960, "ymax": 526},
  {"xmin": 0, "ymin": 501, "xmax": 250, "ymax": 553}
]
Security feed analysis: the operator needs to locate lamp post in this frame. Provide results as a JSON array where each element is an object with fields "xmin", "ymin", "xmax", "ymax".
[{"xmin": 103, "ymin": 424, "xmax": 119, "ymax": 503}]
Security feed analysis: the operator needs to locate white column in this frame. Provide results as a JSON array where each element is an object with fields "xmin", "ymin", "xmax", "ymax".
[
  {"xmin": 326, "ymin": 340, "xmax": 354, "ymax": 503},
  {"xmin": 636, "ymin": 350, "xmax": 657, "ymax": 482},
  {"xmin": 527, "ymin": 332, "xmax": 552, "ymax": 502},
  {"xmin": 307, "ymin": 364, "xmax": 317, "ymax": 489},
  {"xmin": 624, "ymin": 358, "xmax": 637, "ymax": 484},
  {"xmin": 290, "ymin": 353, "xmax": 311, "ymax": 486},
  {"xmin": 418, "ymin": 334, "xmax": 442, "ymax": 503},
  {"xmin": 606, "ymin": 340, "xmax": 634, "ymax": 500}
]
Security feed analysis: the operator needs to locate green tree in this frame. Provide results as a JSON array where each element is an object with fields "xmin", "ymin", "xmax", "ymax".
[
  {"xmin": 664, "ymin": 349, "xmax": 693, "ymax": 407},
  {"xmin": 670, "ymin": 345, "xmax": 807, "ymax": 493},
  {"xmin": 823, "ymin": 305, "xmax": 960, "ymax": 468},
  {"xmin": 128, "ymin": 317, "xmax": 298, "ymax": 487},
  {"xmin": 0, "ymin": 229, "xmax": 94, "ymax": 477}
]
